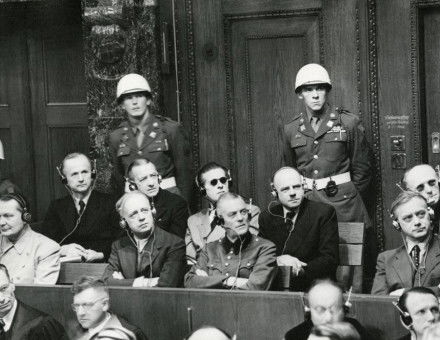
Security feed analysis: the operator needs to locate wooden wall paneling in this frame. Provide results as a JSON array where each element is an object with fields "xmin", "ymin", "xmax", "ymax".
[
  {"xmin": 225, "ymin": 12, "xmax": 321, "ymax": 205},
  {"xmin": 192, "ymin": 0, "xmax": 229, "ymax": 172},
  {"xmin": 376, "ymin": 0, "xmax": 414, "ymax": 249}
]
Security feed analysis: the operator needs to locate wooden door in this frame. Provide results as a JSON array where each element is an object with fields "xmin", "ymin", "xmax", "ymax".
[
  {"xmin": 189, "ymin": 0, "xmax": 371, "ymax": 211},
  {"xmin": 0, "ymin": 1, "xmax": 88, "ymax": 219}
]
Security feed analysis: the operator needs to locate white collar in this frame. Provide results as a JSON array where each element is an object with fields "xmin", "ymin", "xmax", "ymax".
[
  {"xmin": 406, "ymin": 237, "xmax": 429, "ymax": 255},
  {"xmin": 2, "ymin": 299, "xmax": 17, "ymax": 332},
  {"xmin": 73, "ymin": 190, "xmax": 92, "ymax": 209},
  {"xmin": 88, "ymin": 312, "xmax": 111, "ymax": 337}
]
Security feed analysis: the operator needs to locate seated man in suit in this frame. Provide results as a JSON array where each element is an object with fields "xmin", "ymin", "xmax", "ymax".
[
  {"xmin": 0, "ymin": 264, "xmax": 65, "ymax": 339},
  {"xmin": 41, "ymin": 152, "xmax": 121, "ymax": 261},
  {"xmin": 103, "ymin": 191, "xmax": 186, "ymax": 287},
  {"xmin": 284, "ymin": 280, "xmax": 367, "ymax": 340},
  {"xmin": 372, "ymin": 191, "xmax": 440, "ymax": 295},
  {"xmin": 0, "ymin": 194, "xmax": 60, "ymax": 284},
  {"xmin": 259, "ymin": 166, "xmax": 339, "ymax": 291},
  {"xmin": 186, "ymin": 162, "xmax": 260, "ymax": 264},
  {"xmin": 68, "ymin": 276, "xmax": 147, "ymax": 340},
  {"xmin": 185, "ymin": 192, "xmax": 276, "ymax": 290},
  {"xmin": 394, "ymin": 287, "xmax": 440, "ymax": 340},
  {"xmin": 403, "ymin": 164, "xmax": 440, "ymax": 233},
  {"xmin": 126, "ymin": 158, "xmax": 189, "ymax": 238}
]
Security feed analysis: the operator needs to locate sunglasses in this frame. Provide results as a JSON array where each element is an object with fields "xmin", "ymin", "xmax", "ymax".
[{"xmin": 208, "ymin": 177, "xmax": 229, "ymax": 186}]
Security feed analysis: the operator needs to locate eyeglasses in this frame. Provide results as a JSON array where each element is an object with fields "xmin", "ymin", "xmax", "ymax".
[
  {"xmin": 208, "ymin": 177, "xmax": 228, "ymax": 186},
  {"xmin": 71, "ymin": 297, "xmax": 107, "ymax": 312},
  {"xmin": 311, "ymin": 305, "xmax": 343, "ymax": 316}
]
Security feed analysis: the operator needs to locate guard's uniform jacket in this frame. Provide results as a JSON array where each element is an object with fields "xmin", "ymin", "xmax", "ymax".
[
  {"xmin": 184, "ymin": 232, "xmax": 277, "ymax": 290},
  {"xmin": 283, "ymin": 104, "xmax": 371, "ymax": 226},
  {"xmin": 109, "ymin": 114, "xmax": 192, "ymax": 201}
]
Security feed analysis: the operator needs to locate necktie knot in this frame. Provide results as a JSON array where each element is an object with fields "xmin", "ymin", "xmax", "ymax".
[
  {"xmin": 310, "ymin": 116, "xmax": 320, "ymax": 132},
  {"xmin": 285, "ymin": 211, "xmax": 296, "ymax": 229},
  {"xmin": 411, "ymin": 245, "xmax": 420, "ymax": 269}
]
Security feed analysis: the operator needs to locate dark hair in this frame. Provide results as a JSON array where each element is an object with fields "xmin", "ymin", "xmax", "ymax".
[
  {"xmin": 72, "ymin": 276, "xmax": 108, "ymax": 296},
  {"xmin": 398, "ymin": 287, "xmax": 437, "ymax": 313},
  {"xmin": 126, "ymin": 158, "xmax": 156, "ymax": 179},
  {"xmin": 390, "ymin": 191, "xmax": 427, "ymax": 218},
  {"xmin": 60, "ymin": 152, "xmax": 92, "ymax": 176},
  {"xmin": 310, "ymin": 322, "xmax": 360, "ymax": 340},
  {"xmin": 196, "ymin": 162, "xmax": 229, "ymax": 188}
]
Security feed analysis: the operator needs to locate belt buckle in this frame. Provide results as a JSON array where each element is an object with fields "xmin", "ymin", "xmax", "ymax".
[{"xmin": 324, "ymin": 177, "xmax": 338, "ymax": 197}]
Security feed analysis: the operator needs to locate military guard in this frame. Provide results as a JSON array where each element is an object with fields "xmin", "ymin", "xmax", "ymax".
[
  {"xmin": 284, "ymin": 63, "xmax": 371, "ymax": 228},
  {"xmin": 109, "ymin": 73, "xmax": 192, "ymax": 201}
]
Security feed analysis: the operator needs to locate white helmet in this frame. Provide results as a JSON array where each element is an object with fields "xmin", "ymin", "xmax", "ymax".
[
  {"xmin": 295, "ymin": 63, "xmax": 332, "ymax": 93},
  {"xmin": 116, "ymin": 73, "xmax": 151, "ymax": 100}
]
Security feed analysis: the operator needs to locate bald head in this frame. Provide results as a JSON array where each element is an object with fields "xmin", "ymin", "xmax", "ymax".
[
  {"xmin": 272, "ymin": 167, "xmax": 304, "ymax": 210},
  {"xmin": 404, "ymin": 164, "xmax": 439, "ymax": 206},
  {"xmin": 187, "ymin": 327, "xmax": 232, "ymax": 340},
  {"xmin": 308, "ymin": 281, "xmax": 345, "ymax": 326}
]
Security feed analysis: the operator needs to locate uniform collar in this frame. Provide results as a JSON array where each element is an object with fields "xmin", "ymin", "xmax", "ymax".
[
  {"xmin": 2, "ymin": 299, "xmax": 17, "ymax": 332},
  {"xmin": 222, "ymin": 231, "xmax": 252, "ymax": 254},
  {"xmin": 1, "ymin": 225, "xmax": 32, "ymax": 255}
]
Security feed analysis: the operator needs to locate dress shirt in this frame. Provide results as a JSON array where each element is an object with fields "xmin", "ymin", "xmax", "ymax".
[
  {"xmin": 0, "ymin": 226, "xmax": 60, "ymax": 284},
  {"xmin": 73, "ymin": 191, "xmax": 92, "ymax": 214},
  {"xmin": 2, "ymin": 299, "xmax": 17, "ymax": 332},
  {"xmin": 406, "ymin": 238, "xmax": 428, "ymax": 269},
  {"xmin": 88, "ymin": 312, "xmax": 111, "ymax": 338},
  {"xmin": 282, "ymin": 207, "xmax": 298, "ymax": 229}
]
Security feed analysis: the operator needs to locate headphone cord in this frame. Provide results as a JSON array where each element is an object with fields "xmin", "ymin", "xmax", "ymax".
[
  {"xmin": 401, "ymin": 233, "xmax": 431, "ymax": 287},
  {"xmin": 267, "ymin": 200, "xmax": 299, "ymax": 255},
  {"xmin": 126, "ymin": 229, "xmax": 155, "ymax": 280}
]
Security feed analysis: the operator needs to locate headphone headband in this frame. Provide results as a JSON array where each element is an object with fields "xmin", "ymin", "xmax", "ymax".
[{"xmin": 0, "ymin": 193, "xmax": 32, "ymax": 223}]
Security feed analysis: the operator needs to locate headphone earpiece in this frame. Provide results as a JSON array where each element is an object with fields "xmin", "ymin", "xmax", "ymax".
[
  {"xmin": 392, "ymin": 218, "xmax": 401, "ymax": 231},
  {"xmin": 270, "ymin": 183, "xmax": 278, "ymax": 199},
  {"xmin": 91, "ymin": 159, "xmax": 97, "ymax": 179},
  {"xmin": 393, "ymin": 301, "xmax": 413, "ymax": 329},
  {"xmin": 304, "ymin": 306, "xmax": 311, "ymax": 321},
  {"xmin": 158, "ymin": 174, "xmax": 162, "ymax": 184},
  {"xmin": 2, "ymin": 193, "xmax": 32, "ymax": 223},
  {"xmin": 56, "ymin": 166, "xmax": 67, "ymax": 185}
]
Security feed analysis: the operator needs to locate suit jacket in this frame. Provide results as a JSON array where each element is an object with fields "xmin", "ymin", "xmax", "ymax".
[
  {"xmin": 152, "ymin": 188, "xmax": 189, "ymax": 238},
  {"xmin": 259, "ymin": 198, "xmax": 339, "ymax": 291},
  {"xmin": 186, "ymin": 204, "xmax": 260, "ymax": 264},
  {"xmin": 103, "ymin": 227, "xmax": 186, "ymax": 287},
  {"xmin": 371, "ymin": 234, "xmax": 440, "ymax": 295},
  {"xmin": 41, "ymin": 190, "xmax": 121, "ymax": 260},
  {"xmin": 5, "ymin": 300, "xmax": 65, "ymax": 340},
  {"xmin": 68, "ymin": 313, "xmax": 147, "ymax": 340},
  {"xmin": 283, "ymin": 317, "xmax": 368, "ymax": 340}
]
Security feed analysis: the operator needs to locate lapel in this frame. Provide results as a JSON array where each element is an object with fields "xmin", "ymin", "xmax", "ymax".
[
  {"xmin": 8, "ymin": 302, "xmax": 32, "ymax": 336},
  {"xmin": 314, "ymin": 106, "xmax": 338, "ymax": 139},
  {"xmin": 391, "ymin": 246, "xmax": 414, "ymax": 288},
  {"xmin": 138, "ymin": 115, "xmax": 163, "ymax": 151},
  {"xmin": 82, "ymin": 191, "xmax": 100, "ymax": 231},
  {"xmin": 422, "ymin": 236, "xmax": 440, "ymax": 285},
  {"xmin": 285, "ymin": 199, "xmax": 313, "ymax": 254},
  {"xmin": 140, "ymin": 228, "xmax": 165, "ymax": 269},
  {"xmin": 58, "ymin": 196, "xmax": 77, "ymax": 234},
  {"xmin": 296, "ymin": 113, "xmax": 315, "ymax": 138},
  {"xmin": 119, "ymin": 238, "xmax": 137, "ymax": 279},
  {"xmin": 197, "ymin": 209, "xmax": 213, "ymax": 239}
]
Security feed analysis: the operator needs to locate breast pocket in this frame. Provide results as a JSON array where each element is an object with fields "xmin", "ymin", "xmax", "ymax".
[
  {"xmin": 207, "ymin": 262, "xmax": 223, "ymax": 275},
  {"xmin": 290, "ymin": 136, "xmax": 307, "ymax": 149},
  {"xmin": 322, "ymin": 131, "xmax": 348, "ymax": 161},
  {"xmin": 147, "ymin": 138, "xmax": 170, "ymax": 153},
  {"xmin": 238, "ymin": 260, "xmax": 255, "ymax": 278}
]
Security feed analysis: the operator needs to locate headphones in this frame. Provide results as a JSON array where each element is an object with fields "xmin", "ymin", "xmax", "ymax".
[
  {"xmin": 391, "ymin": 206, "xmax": 435, "ymax": 231},
  {"xmin": 393, "ymin": 301, "xmax": 413, "ymax": 329},
  {"xmin": 216, "ymin": 198, "xmax": 253, "ymax": 227},
  {"xmin": 119, "ymin": 199, "xmax": 157, "ymax": 230},
  {"xmin": 270, "ymin": 167, "xmax": 305, "ymax": 199},
  {"xmin": 303, "ymin": 286, "xmax": 352, "ymax": 321},
  {"xmin": 57, "ymin": 158, "xmax": 97, "ymax": 185},
  {"xmin": 195, "ymin": 167, "xmax": 232, "ymax": 196},
  {"xmin": 2, "ymin": 193, "xmax": 32, "ymax": 223}
]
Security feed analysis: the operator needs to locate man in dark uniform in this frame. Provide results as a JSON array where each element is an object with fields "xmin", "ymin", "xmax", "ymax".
[
  {"xmin": 109, "ymin": 73, "xmax": 192, "ymax": 202},
  {"xmin": 284, "ymin": 63, "xmax": 372, "ymax": 291},
  {"xmin": 185, "ymin": 192, "xmax": 276, "ymax": 290},
  {"xmin": 0, "ymin": 264, "xmax": 66, "ymax": 339},
  {"xmin": 126, "ymin": 158, "xmax": 189, "ymax": 238}
]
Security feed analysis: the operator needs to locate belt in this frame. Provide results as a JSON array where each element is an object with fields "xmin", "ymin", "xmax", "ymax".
[
  {"xmin": 160, "ymin": 176, "xmax": 177, "ymax": 189},
  {"xmin": 304, "ymin": 172, "xmax": 351, "ymax": 191}
]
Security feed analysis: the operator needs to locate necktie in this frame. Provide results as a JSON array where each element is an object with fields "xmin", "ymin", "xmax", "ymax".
[
  {"xmin": 79, "ymin": 200, "xmax": 86, "ymax": 215},
  {"xmin": 136, "ymin": 128, "xmax": 144, "ymax": 148},
  {"xmin": 285, "ymin": 211, "xmax": 296, "ymax": 231},
  {"xmin": 310, "ymin": 116, "xmax": 320, "ymax": 132},
  {"xmin": 0, "ymin": 318, "xmax": 5, "ymax": 334},
  {"xmin": 411, "ymin": 245, "xmax": 420, "ymax": 270}
]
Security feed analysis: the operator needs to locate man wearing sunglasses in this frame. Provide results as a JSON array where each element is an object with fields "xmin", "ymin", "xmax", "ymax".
[
  {"xmin": 403, "ymin": 164, "xmax": 440, "ymax": 233},
  {"xmin": 126, "ymin": 158, "xmax": 189, "ymax": 239},
  {"xmin": 69, "ymin": 276, "xmax": 147, "ymax": 340},
  {"xmin": 371, "ymin": 191, "xmax": 440, "ymax": 295},
  {"xmin": 185, "ymin": 162, "xmax": 260, "ymax": 264}
]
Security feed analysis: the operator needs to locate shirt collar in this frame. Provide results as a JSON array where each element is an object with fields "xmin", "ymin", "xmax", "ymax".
[
  {"xmin": 133, "ymin": 231, "xmax": 153, "ymax": 253},
  {"xmin": 2, "ymin": 299, "xmax": 17, "ymax": 332},
  {"xmin": 305, "ymin": 103, "xmax": 329, "ymax": 121},
  {"xmin": 73, "ymin": 190, "xmax": 92, "ymax": 209},
  {"xmin": 1, "ymin": 225, "xmax": 32, "ymax": 255},
  {"xmin": 88, "ymin": 312, "xmax": 111, "ymax": 336},
  {"xmin": 222, "ymin": 231, "xmax": 252, "ymax": 254},
  {"xmin": 406, "ymin": 237, "xmax": 429, "ymax": 255}
]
